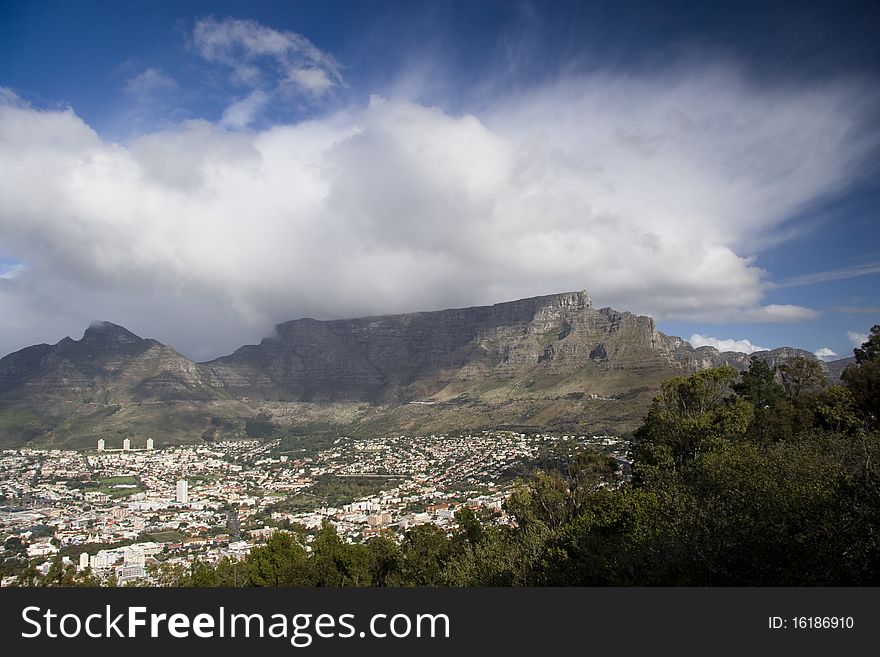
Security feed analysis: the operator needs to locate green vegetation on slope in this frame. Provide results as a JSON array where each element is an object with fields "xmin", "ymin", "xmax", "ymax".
[{"xmin": 0, "ymin": 407, "xmax": 52, "ymax": 446}]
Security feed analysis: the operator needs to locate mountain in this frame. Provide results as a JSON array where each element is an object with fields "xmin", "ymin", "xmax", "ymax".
[
  {"xmin": 0, "ymin": 292, "xmax": 834, "ymax": 448},
  {"xmin": 1, "ymin": 321, "xmax": 211, "ymax": 403},
  {"xmin": 0, "ymin": 322, "xmax": 249, "ymax": 447},
  {"xmin": 824, "ymin": 356, "xmax": 856, "ymax": 382},
  {"xmin": 202, "ymin": 290, "xmax": 834, "ymax": 403},
  {"xmin": 201, "ymin": 291, "xmax": 679, "ymax": 401}
]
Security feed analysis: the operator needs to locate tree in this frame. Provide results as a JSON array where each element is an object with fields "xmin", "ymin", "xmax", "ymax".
[
  {"xmin": 398, "ymin": 524, "xmax": 452, "ymax": 586},
  {"xmin": 4, "ymin": 536, "xmax": 25, "ymax": 557},
  {"xmin": 452, "ymin": 507, "xmax": 484, "ymax": 549},
  {"xmin": 442, "ymin": 525, "xmax": 545, "ymax": 586},
  {"xmin": 732, "ymin": 357, "xmax": 786, "ymax": 441},
  {"xmin": 778, "ymin": 356, "xmax": 826, "ymax": 402},
  {"xmin": 505, "ymin": 449, "xmax": 617, "ymax": 532},
  {"xmin": 842, "ymin": 325, "xmax": 880, "ymax": 429},
  {"xmin": 245, "ymin": 531, "xmax": 309, "ymax": 586},
  {"xmin": 815, "ymin": 385, "xmax": 861, "ymax": 433},
  {"xmin": 505, "ymin": 471, "xmax": 569, "ymax": 532},
  {"xmin": 364, "ymin": 535, "xmax": 402, "ymax": 587},
  {"xmin": 539, "ymin": 488, "xmax": 669, "ymax": 585},
  {"xmin": 634, "ymin": 367, "xmax": 752, "ymax": 469},
  {"xmin": 853, "ymin": 325, "xmax": 880, "ymax": 364},
  {"xmin": 307, "ymin": 521, "xmax": 371, "ymax": 586},
  {"xmin": 732, "ymin": 357, "xmax": 783, "ymax": 408}
]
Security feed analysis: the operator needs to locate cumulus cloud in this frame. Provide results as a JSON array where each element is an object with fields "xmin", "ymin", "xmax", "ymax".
[
  {"xmin": 126, "ymin": 68, "xmax": 178, "ymax": 96},
  {"xmin": 814, "ymin": 347, "xmax": 837, "ymax": 361},
  {"xmin": 689, "ymin": 334, "xmax": 770, "ymax": 354},
  {"xmin": 0, "ymin": 63, "xmax": 877, "ymax": 359},
  {"xmin": 848, "ymin": 331, "xmax": 869, "ymax": 347}
]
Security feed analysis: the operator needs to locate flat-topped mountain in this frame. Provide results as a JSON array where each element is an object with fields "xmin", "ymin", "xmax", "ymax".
[
  {"xmin": 0, "ymin": 291, "xmax": 842, "ymax": 447},
  {"xmin": 201, "ymin": 290, "xmax": 828, "ymax": 400},
  {"xmin": 201, "ymin": 290, "xmax": 674, "ymax": 401}
]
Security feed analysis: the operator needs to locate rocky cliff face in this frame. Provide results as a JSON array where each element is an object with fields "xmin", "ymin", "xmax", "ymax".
[
  {"xmin": 824, "ymin": 356, "xmax": 855, "ymax": 383},
  {"xmin": 200, "ymin": 291, "xmax": 826, "ymax": 402},
  {"xmin": 669, "ymin": 344, "xmax": 830, "ymax": 376},
  {"xmin": 202, "ymin": 291, "xmax": 675, "ymax": 401},
  {"xmin": 0, "ymin": 291, "xmax": 836, "ymax": 446}
]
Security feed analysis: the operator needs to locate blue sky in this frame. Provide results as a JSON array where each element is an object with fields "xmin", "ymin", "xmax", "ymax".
[{"xmin": 0, "ymin": 0, "xmax": 878, "ymax": 360}]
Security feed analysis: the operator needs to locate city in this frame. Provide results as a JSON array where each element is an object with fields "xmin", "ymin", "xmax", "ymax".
[{"xmin": 0, "ymin": 432, "xmax": 630, "ymax": 586}]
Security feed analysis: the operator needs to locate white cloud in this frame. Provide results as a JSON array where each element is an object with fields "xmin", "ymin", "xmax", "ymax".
[
  {"xmin": 126, "ymin": 68, "xmax": 177, "ymax": 95},
  {"xmin": 848, "ymin": 331, "xmax": 869, "ymax": 347},
  {"xmin": 689, "ymin": 334, "xmax": 770, "ymax": 354},
  {"xmin": 737, "ymin": 304, "xmax": 820, "ymax": 323},
  {"xmin": 192, "ymin": 17, "xmax": 343, "ymax": 106},
  {"xmin": 221, "ymin": 91, "xmax": 270, "ymax": 129},
  {"xmin": 774, "ymin": 262, "xmax": 880, "ymax": 288},
  {"xmin": 286, "ymin": 67, "xmax": 335, "ymax": 96},
  {"xmin": 0, "ymin": 64, "xmax": 876, "ymax": 359},
  {"xmin": 814, "ymin": 347, "xmax": 837, "ymax": 361},
  {"xmin": 0, "ymin": 87, "xmax": 27, "ymax": 107}
]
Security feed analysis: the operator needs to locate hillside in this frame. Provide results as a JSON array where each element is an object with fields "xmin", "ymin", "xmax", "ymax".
[
  {"xmin": 0, "ymin": 322, "xmax": 250, "ymax": 447},
  {"xmin": 0, "ymin": 292, "xmax": 834, "ymax": 447}
]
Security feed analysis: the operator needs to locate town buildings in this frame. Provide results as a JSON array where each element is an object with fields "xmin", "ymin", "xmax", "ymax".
[{"xmin": 0, "ymin": 432, "xmax": 629, "ymax": 586}]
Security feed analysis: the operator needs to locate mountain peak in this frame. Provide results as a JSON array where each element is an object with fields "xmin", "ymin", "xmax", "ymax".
[
  {"xmin": 81, "ymin": 321, "xmax": 144, "ymax": 345},
  {"xmin": 542, "ymin": 290, "xmax": 592, "ymax": 309},
  {"xmin": 493, "ymin": 290, "xmax": 592, "ymax": 313}
]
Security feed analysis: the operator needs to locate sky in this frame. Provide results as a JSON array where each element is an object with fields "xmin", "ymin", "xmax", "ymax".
[{"xmin": 0, "ymin": 0, "xmax": 879, "ymax": 362}]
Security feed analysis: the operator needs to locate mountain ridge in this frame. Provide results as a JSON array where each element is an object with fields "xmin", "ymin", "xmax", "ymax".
[{"xmin": 0, "ymin": 291, "xmax": 846, "ymax": 447}]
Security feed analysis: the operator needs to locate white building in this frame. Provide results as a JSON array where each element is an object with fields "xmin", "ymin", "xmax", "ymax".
[
  {"xmin": 90, "ymin": 550, "xmax": 119, "ymax": 570},
  {"xmin": 123, "ymin": 438, "xmax": 131, "ymax": 451},
  {"xmin": 122, "ymin": 546, "xmax": 146, "ymax": 566},
  {"xmin": 146, "ymin": 438, "xmax": 154, "ymax": 450},
  {"xmin": 97, "ymin": 439, "xmax": 105, "ymax": 452},
  {"xmin": 176, "ymin": 479, "xmax": 188, "ymax": 504},
  {"xmin": 116, "ymin": 564, "xmax": 145, "ymax": 584},
  {"xmin": 79, "ymin": 552, "xmax": 89, "ymax": 570},
  {"xmin": 226, "ymin": 541, "xmax": 252, "ymax": 560},
  {"xmin": 129, "ymin": 542, "xmax": 161, "ymax": 557},
  {"xmin": 26, "ymin": 542, "xmax": 58, "ymax": 558}
]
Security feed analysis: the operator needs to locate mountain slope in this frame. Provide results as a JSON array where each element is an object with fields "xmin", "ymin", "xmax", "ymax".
[
  {"xmin": 197, "ymin": 291, "xmax": 829, "ymax": 437},
  {"xmin": 202, "ymin": 291, "xmax": 826, "ymax": 401},
  {"xmin": 0, "ymin": 292, "xmax": 834, "ymax": 446},
  {"xmin": 824, "ymin": 356, "xmax": 856, "ymax": 382},
  {"xmin": 0, "ymin": 322, "xmax": 250, "ymax": 447}
]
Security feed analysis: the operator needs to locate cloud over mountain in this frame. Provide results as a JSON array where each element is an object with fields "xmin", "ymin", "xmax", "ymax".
[
  {"xmin": 689, "ymin": 334, "xmax": 770, "ymax": 354},
  {"xmin": 0, "ymin": 62, "xmax": 877, "ymax": 359},
  {"xmin": 814, "ymin": 347, "xmax": 837, "ymax": 361}
]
